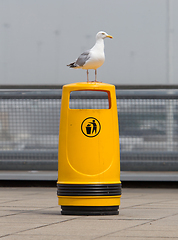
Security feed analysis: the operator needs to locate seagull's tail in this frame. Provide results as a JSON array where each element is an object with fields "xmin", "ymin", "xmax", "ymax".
[{"xmin": 67, "ymin": 62, "xmax": 78, "ymax": 68}]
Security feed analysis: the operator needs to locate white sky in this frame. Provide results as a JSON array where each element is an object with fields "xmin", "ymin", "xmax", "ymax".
[{"xmin": 0, "ymin": 0, "xmax": 178, "ymax": 85}]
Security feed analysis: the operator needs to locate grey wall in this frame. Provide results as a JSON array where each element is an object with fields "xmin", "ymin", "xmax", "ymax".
[{"xmin": 0, "ymin": 0, "xmax": 177, "ymax": 85}]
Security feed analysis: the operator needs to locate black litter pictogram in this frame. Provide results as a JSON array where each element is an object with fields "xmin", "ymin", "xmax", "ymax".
[{"xmin": 81, "ymin": 117, "xmax": 101, "ymax": 137}]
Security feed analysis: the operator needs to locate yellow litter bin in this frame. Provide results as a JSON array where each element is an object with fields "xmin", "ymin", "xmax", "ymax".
[{"xmin": 57, "ymin": 82, "xmax": 121, "ymax": 215}]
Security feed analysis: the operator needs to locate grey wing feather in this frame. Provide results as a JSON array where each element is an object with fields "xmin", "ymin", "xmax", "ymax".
[{"xmin": 76, "ymin": 50, "xmax": 90, "ymax": 67}]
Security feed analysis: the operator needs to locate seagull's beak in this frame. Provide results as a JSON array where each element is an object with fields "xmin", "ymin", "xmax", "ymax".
[{"xmin": 107, "ymin": 35, "xmax": 113, "ymax": 39}]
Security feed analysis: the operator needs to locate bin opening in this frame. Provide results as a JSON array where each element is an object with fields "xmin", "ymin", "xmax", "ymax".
[{"xmin": 69, "ymin": 90, "xmax": 111, "ymax": 109}]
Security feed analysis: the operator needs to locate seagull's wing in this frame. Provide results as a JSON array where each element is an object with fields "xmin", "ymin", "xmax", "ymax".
[{"xmin": 76, "ymin": 50, "xmax": 90, "ymax": 67}]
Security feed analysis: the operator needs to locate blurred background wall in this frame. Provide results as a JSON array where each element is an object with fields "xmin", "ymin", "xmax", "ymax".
[{"xmin": 0, "ymin": 0, "xmax": 177, "ymax": 85}]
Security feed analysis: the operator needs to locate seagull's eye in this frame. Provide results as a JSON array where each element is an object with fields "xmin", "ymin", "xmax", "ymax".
[{"xmin": 102, "ymin": 33, "xmax": 105, "ymax": 35}]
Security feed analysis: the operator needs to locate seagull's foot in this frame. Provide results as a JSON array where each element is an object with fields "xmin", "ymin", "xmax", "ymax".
[
  {"xmin": 94, "ymin": 80, "xmax": 102, "ymax": 83},
  {"xmin": 86, "ymin": 80, "xmax": 102, "ymax": 83},
  {"xmin": 86, "ymin": 80, "xmax": 103, "ymax": 83}
]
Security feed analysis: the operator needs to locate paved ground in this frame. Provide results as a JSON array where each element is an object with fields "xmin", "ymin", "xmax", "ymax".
[{"xmin": 0, "ymin": 187, "xmax": 178, "ymax": 239}]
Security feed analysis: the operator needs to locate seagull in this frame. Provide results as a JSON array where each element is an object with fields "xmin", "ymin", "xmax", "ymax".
[{"xmin": 67, "ymin": 31, "xmax": 113, "ymax": 82}]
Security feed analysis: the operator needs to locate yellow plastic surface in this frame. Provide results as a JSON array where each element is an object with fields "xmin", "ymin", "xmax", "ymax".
[
  {"xmin": 57, "ymin": 82, "xmax": 121, "ymax": 206},
  {"xmin": 58, "ymin": 196, "xmax": 120, "ymax": 206}
]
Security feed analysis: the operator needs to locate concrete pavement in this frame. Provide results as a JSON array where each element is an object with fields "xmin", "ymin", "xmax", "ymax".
[{"xmin": 0, "ymin": 187, "xmax": 178, "ymax": 239}]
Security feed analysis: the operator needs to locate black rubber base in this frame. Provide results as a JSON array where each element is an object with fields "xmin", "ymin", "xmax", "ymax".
[{"xmin": 61, "ymin": 206, "xmax": 119, "ymax": 216}]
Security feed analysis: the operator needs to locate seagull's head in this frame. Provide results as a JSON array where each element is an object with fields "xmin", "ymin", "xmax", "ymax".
[{"xmin": 96, "ymin": 31, "xmax": 113, "ymax": 40}]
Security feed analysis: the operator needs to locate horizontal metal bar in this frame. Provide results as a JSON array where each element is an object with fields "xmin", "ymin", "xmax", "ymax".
[
  {"xmin": 115, "ymin": 85, "xmax": 178, "ymax": 90},
  {"xmin": 1, "ymin": 151, "xmax": 178, "ymax": 171},
  {"xmin": 116, "ymin": 94, "xmax": 178, "ymax": 99},
  {"xmin": 1, "ymin": 84, "xmax": 178, "ymax": 90},
  {"xmin": 1, "ymin": 150, "xmax": 178, "ymax": 161},
  {"xmin": 0, "ymin": 85, "xmax": 63, "ymax": 89},
  {"xmin": 0, "ymin": 91, "xmax": 62, "ymax": 99},
  {"xmin": 1, "ymin": 159, "xmax": 178, "ymax": 171},
  {"xmin": 0, "ymin": 171, "xmax": 178, "ymax": 181},
  {"xmin": 0, "ymin": 160, "xmax": 58, "ymax": 171},
  {"xmin": 0, "ymin": 151, "xmax": 58, "ymax": 160},
  {"xmin": 120, "ymin": 152, "xmax": 178, "ymax": 160},
  {"xmin": 0, "ymin": 90, "xmax": 178, "ymax": 99},
  {"xmin": 121, "ymin": 161, "xmax": 178, "ymax": 171}
]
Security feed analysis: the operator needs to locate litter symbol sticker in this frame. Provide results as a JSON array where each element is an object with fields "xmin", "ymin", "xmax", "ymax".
[{"xmin": 81, "ymin": 117, "xmax": 101, "ymax": 137}]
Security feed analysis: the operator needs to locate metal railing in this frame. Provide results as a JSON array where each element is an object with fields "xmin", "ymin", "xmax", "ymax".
[{"xmin": 0, "ymin": 86, "xmax": 178, "ymax": 171}]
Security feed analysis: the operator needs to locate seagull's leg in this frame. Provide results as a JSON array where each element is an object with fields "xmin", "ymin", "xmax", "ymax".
[
  {"xmin": 95, "ymin": 70, "xmax": 97, "ymax": 82},
  {"xmin": 87, "ymin": 70, "xmax": 89, "ymax": 82}
]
